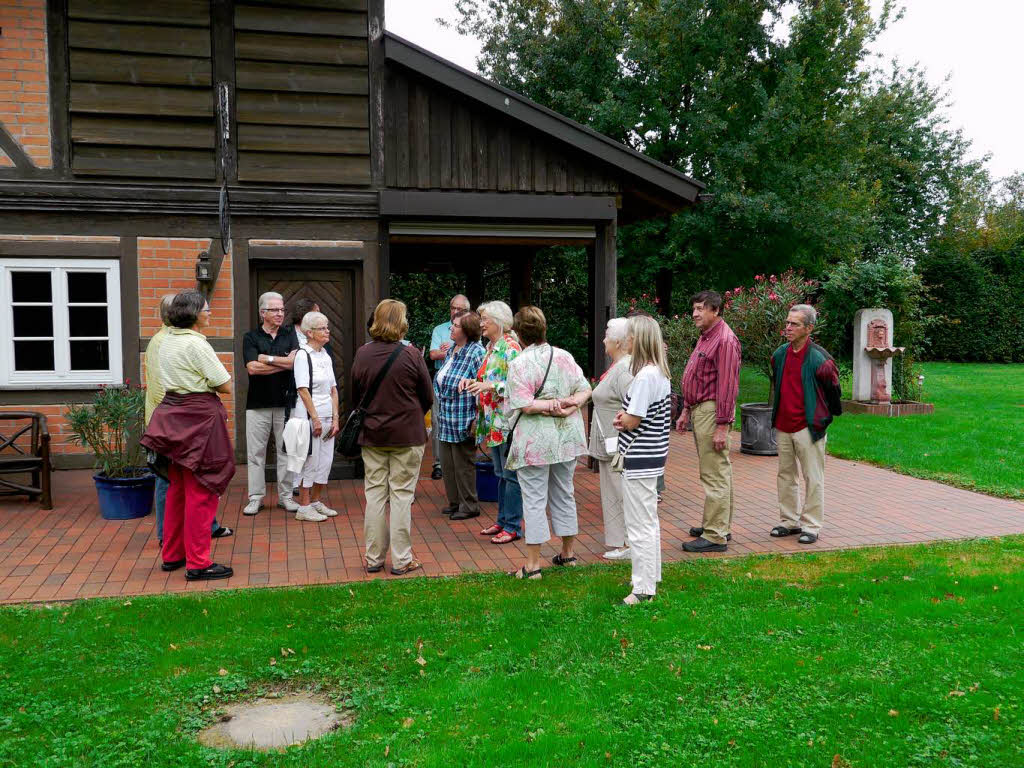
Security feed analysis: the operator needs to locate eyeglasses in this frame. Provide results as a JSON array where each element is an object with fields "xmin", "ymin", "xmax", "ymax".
[
  {"xmin": 310, "ymin": 326, "xmax": 329, "ymax": 332},
  {"xmin": 262, "ymin": 308, "xmax": 285, "ymax": 314},
  {"xmin": 784, "ymin": 321, "xmax": 804, "ymax": 327}
]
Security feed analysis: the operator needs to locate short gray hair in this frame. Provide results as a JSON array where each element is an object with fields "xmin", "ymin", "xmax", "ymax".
[
  {"xmin": 791, "ymin": 304, "xmax": 817, "ymax": 326},
  {"xmin": 258, "ymin": 291, "xmax": 284, "ymax": 311},
  {"xmin": 606, "ymin": 317, "xmax": 630, "ymax": 344},
  {"xmin": 158, "ymin": 293, "xmax": 176, "ymax": 325},
  {"xmin": 478, "ymin": 300, "xmax": 514, "ymax": 333},
  {"xmin": 300, "ymin": 310, "xmax": 328, "ymax": 333}
]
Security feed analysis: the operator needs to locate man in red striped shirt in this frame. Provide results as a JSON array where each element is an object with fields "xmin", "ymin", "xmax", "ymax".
[{"xmin": 675, "ymin": 291, "xmax": 742, "ymax": 553}]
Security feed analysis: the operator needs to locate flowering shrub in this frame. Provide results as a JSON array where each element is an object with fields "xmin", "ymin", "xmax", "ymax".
[
  {"xmin": 660, "ymin": 313, "xmax": 699, "ymax": 386},
  {"xmin": 65, "ymin": 381, "xmax": 147, "ymax": 478},
  {"xmin": 725, "ymin": 270, "xmax": 820, "ymax": 381}
]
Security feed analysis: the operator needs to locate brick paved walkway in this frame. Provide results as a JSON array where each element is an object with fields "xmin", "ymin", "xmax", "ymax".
[{"xmin": 1, "ymin": 433, "xmax": 1022, "ymax": 604}]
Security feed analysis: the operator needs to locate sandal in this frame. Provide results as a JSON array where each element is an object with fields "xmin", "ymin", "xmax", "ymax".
[
  {"xmin": 211, "ymin": 526, "xmax": 233, "ymax": 539},
  {"xmin": 480, "ymin": 524, "xmax": 503, "ymax": 536},
  {"xmin": 390, "ymin": 558, "xmax": 423, "ymax": 576},
  {"xmin": 491, "ymin": 530, "xmax": 520, "ymax": 544},
  {"xmin": 770, "ymin": 526, "xmax": 802, "ymax": 538},
  {"xmin": 797, "ymin": 533, "xmax": 818, "ymax": 544},
  {"xmin": 551, "ymin": 553, "xmax": 577, "ymax": 566},
  {"xmin": 512, "ymin": 565, "xmax": 542, "ymax": 580}
]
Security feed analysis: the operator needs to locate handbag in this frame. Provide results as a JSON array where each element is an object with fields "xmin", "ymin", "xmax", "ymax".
[
  {"xmin": 505, "ymin": 346, "xmax": 554, "ymax": 442},
  {"xmin": 337, "ymin": 345, "xmax": 404, "ymax": 457}
]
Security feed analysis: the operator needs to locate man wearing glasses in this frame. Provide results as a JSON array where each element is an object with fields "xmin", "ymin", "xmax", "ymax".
[
  {"xmin": 242, "ymin": 291, "xmax": 300, "ymax": 516},
  {"xmin": 427, "ymin": 294, "xmax": 471, "ymax": 480},
  {"xmin": 768, "ymin": 305, "xmax": 842, "ymax": 545}
]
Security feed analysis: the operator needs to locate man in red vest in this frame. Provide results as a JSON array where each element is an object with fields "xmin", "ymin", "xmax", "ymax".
[{"xmin": 769, "ymin": 304, "xmax": 842, "ymax": 544}]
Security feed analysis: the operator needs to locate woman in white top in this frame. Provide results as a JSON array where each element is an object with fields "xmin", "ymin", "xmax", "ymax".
[
  {"xmin": 293, "ymin": 311, "xmax": 339, "ymax": 522},
  {"xmin": 589, "ymin": 317, "xmax": 634, "ymax": 560},
  {"xmin": 613, "ymin": 315, "xmax": 672, "ymax": 604}
]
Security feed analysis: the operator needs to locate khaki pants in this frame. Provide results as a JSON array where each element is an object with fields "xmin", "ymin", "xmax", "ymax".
[
  {"xmin": 597, "ymin": 459, "xmax": 626, "ymax": 548},
  {"xmin": 691, "ymin": 400, "xmax": 734, "ymax": 545},
  {"xmin": 776, "ymin": 428, "xmax": 826, "ymax": 535},
  {"xmin": 246, "ymin": 408, "xmax": 292, "ymax": 501},
  {"xmin": 362, "ymin": 445, "xmax": 425, "ymax": 569},
  {"xmin": 438, "ymin": 437, "xmax": 479, "ymax": 515},
  {"xmin": 622, "ymin": 475, "xmax": 661, "ymax": 595}
]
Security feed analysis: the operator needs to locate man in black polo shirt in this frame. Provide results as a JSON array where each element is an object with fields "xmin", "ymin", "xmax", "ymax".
[{"xmin": 242, "ymin": 291, "xmax": 300, "ymax": 516}]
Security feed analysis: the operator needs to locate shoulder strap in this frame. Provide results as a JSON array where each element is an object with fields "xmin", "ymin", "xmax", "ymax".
[
  {"xmin": 507, "ymin": 346, "xmax": 555, "ymax": 440},
  {"xmin": 359, "ymin": 344, "xmax": 405, "ymax": 410}
]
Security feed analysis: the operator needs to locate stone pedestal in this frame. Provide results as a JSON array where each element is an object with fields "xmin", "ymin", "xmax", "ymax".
[{"xmin": 852, "ymin": 308, "xmax": 893, "ymax": 402}]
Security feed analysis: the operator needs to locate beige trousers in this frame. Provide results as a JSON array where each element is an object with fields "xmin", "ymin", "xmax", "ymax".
[
  {"xmin": 776, "ymin": 428, "xmax": 826, "ymax": 535},
  {"xmin": 597, "ymin": 459, "xmax": 626, "ymax": 548},
  {"xmin": 362, "ymin": 445, "xmax": 425, "ymax": 569},
  {"xmin": 691, "ymin": 400, "xmax": 734, "ymax": 545}
]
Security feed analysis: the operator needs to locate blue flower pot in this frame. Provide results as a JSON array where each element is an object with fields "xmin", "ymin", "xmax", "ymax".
[{"xmin": 93, "ymin": 470, "xmax": 156, "ymax": 520}]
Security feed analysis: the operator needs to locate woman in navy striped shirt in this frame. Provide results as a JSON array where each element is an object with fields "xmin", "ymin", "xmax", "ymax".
[{"xmin": 613, "ymin": 315, "xmax": 672, "ymax": 604}]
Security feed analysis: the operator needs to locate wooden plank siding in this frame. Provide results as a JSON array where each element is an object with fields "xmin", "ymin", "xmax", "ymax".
[
  {"xmin": 384, "ymin": 68, "xmax": 620, "ymax": 195},
  {"xmin": 233, "ymin": 2, "xmax": 371, "ymax": 185},
  {"xmin": 67, "ymin": 0, "xmax": 216, "ymax": 179}
]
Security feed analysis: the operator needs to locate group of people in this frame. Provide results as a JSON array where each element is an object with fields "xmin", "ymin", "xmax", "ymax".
[{"xmin": 139, "ymin": 284, "xmax": 841, "ymax": 604}]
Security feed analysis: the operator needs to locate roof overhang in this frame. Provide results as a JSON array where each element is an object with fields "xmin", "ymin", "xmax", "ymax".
[{"xmin": 383, "ymin": 33, "xmax": 705, "ymax": 213}]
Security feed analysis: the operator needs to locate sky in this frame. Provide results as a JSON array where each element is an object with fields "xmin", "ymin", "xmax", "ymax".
[{"xmin": 385, "ymin": 0, "xmax": 1023, "ymax": 182}]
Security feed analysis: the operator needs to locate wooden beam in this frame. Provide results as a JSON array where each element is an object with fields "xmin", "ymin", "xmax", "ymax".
[
  {"xmin": 211, "ymin": 0, "xmax": 238, "ymax": 184},
  {"xmin": 379, "ymin": 190, "xmax": 616, "ymax": 221},
  {"xmin": 590, "ymin": 218, "xmax": 617, "ymax": 378},
  {"xmin": 46, "ymin": 0, "xmax": 71, "ymax": 178}
]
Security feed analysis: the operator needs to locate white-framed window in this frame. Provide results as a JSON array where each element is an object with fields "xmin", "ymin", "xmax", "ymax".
[{"xmin": 0, "ymin": 259, "xmax": 123, "ymax": 388}]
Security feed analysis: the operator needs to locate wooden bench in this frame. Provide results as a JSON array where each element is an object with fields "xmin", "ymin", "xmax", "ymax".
[{"xmin": 0, "ymin": 412, "xmax": 53, "ymax": 510}]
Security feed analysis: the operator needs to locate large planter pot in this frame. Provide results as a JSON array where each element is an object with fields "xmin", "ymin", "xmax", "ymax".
[
  {"xmin": 94, "ymin": 470, "xmax": 156, "ymax": 521},
  {"xmin": 740, "ymin": 402, "xmax": 778, "ymax": 456}
]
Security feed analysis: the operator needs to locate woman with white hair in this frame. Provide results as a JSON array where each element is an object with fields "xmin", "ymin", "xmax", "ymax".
[
  {"xmin": 589, "ymin": 317, "xmax": 634, "ymax": 560},
  {"xmin": 460, "ymin": 300, "xmax": 524, "ymax": 544},
  {"xmin": 612, "ymin": 315, "xmax": 672, "ymax": 604},
  {"xmin": 288, "ymin": 311, "xmax": 339, "ymax": 522}
]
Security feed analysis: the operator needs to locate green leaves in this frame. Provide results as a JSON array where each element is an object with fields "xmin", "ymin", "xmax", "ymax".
[{"xmin": 64, "ymin": 384, "xmax": 147, "ymax": 479}]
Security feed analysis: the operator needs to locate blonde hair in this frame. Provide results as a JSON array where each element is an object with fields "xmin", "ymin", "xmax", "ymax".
[
  {"xmin": 628, "ymin": 315, "xmax": 670, "ymax": 378},
  {"xmin": 370, "ymin": 299, "xmax": 408, "ymax": 342}
]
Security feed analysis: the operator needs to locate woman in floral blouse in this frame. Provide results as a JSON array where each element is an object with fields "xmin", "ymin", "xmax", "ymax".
[
  {"xmin": 461, "ymin": 301, "xmax": 523, "ymax": 543},
  {"xmin": 505, "ymin": 306, "xmax": 592, "ymax": 579}
]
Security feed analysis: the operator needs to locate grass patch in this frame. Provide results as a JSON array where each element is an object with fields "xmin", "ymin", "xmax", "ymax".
[
  {"xmin": 734, "ymin": 362, "xmax": 1024, "ymax": 500},
  {"xmin": 2, "ymin": 538, "xmax": 1023, "ymax": 766}
]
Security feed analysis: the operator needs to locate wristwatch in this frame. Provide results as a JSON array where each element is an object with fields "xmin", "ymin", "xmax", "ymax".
[{"xmin": 267, "ymin": 355, "xmax": 275, "ymax": 364}]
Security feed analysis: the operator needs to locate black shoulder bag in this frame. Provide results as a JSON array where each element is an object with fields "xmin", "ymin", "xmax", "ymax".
[
  {"xmin": 337, "ymin": 345, "xmax": 405, "ymax": 457},
  {"xmin": 505, "ymin": 346, "xmax": 555, "ymax": 442}
]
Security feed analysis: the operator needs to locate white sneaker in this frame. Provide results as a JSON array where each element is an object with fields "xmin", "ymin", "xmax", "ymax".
[
  {"xmin": 603, "ymin": 547, "xmax": 631, "ymax": 561},
  {"xmin": 242, "ymin": 498, "xmax": 262, "ymax": 516},
  {"xmin": 277, "ymin": 496, "xmax": 300, "ymax": 512},
  {"xmin": 310, "ymin": 500, "xmax": 337, "ymax": 517},
  {"xmin": 295, "ymin": 505, "xmax": 327, "ymax": 522}
]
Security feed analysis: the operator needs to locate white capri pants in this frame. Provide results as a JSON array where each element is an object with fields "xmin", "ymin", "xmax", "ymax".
[
  {"xmin": 623, "ymin": 475, "xmax": 662, "ymax": 596},
  {"xmin": 299, "ymin": 416, "xmax": 334, "ymax": 488},
  {"xmin": 517, "ymin": 459, "xmax": 579, "ymax": 545}
]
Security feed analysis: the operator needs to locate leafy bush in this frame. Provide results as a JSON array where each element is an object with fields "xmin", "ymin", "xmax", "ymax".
[
  {"xmin": 724, "ymin": 270, "xmax": 820, "ymax": 380},
  {"xmin": 917, "ymin": 245, "xmax": 1024, "ymax": 363},
  {"xmin": 65, "ymin": 383, "xmax": 147, "ymax": 478}
]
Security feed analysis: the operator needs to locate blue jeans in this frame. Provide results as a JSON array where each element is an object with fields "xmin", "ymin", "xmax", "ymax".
[
  {"xmin": 154, "ymin": 473, "xmax": 219, "ymax": 542},
  {"xmin": 491, "ymin": 441, "xmax": 523, "ymax": 536}
]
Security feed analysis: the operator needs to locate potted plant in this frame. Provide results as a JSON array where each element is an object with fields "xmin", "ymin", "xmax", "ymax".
[
  {"xmin": 66, "ymin": 382, "xmax": 156, "ymax": 520},
  {"xmin": 725, "ymin": 270, "xmax": 820, "ymax": 455}
]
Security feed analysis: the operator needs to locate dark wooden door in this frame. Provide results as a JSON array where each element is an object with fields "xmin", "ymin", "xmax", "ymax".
[{"xmin": 253, "ymin": 266, "xmax": 358, "ymax": 477}]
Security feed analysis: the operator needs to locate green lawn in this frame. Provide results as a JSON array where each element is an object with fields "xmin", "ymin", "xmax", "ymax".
[
  {"xmin": 2, "ymin": 539, "xmax": 1023, "ymax": 766},
  {"xmin": 735, "ymin": 362, "xmax": 1024, "ymax": 500}
]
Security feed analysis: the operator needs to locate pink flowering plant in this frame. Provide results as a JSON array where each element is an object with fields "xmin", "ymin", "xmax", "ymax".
[{"xmin": 724, "ymin": 270, "xmax": 820, "ymax": 381}]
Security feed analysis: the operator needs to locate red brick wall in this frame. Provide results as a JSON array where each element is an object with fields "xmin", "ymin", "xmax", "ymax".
[
  {"xmin": 0, "ymin": 405, "xmax": 90, "ymax": 457},
  {"xmin": 0, "ymin": 0, "xmax": 52, "ymax": 168},
  {"xmin": 137, "ymin": 237, "xmax": 233, "ymax": 337}
]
